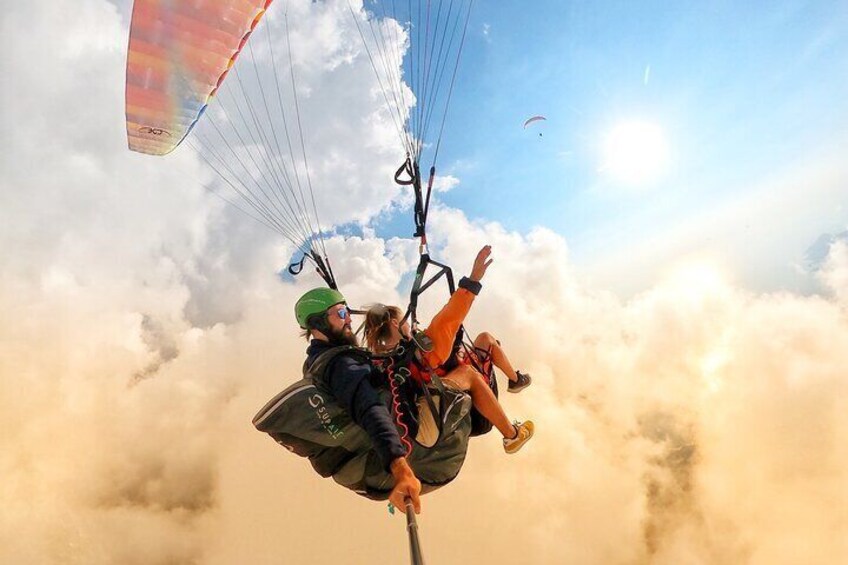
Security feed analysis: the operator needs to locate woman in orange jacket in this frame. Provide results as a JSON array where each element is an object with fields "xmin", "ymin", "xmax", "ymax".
[{"xmin": 365, "ymin": 246, "xmax": 534, "ymax": 454}]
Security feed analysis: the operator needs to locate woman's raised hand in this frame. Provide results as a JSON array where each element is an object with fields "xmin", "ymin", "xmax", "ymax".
[{"xmin": 469, "ymin": 245, "xmax": 493, "ymax": 282}]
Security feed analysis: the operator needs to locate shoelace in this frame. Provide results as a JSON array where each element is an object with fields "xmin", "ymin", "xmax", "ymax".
[{"xmin": 506, "ymin": 422, "xmax": 521, "ymax": 441}]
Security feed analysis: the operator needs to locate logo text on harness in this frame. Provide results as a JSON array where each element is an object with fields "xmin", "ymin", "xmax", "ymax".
[{"xmin": 309, "ymin": 393, "xmax": 344, "ymax": 440}]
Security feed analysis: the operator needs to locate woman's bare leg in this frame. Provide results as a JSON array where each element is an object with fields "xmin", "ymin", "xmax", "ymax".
[
  {"xmin": 445, "ymin": 365, "xmax": 516, "ymax": 438},
  {"xmin": 474, "ymin": 332, "xmax": 518, "ymax": 382}
]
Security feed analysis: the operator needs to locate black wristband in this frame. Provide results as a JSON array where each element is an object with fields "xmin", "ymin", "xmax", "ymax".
[{"xmin": 458, "ymin": 276, "xmax": 482, "ymax": 295}]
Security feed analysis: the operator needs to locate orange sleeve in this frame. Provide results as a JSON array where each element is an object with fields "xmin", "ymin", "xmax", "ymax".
[{"xmin": 421, "ymin": 288, "xmax": 476, "ymax": 367}]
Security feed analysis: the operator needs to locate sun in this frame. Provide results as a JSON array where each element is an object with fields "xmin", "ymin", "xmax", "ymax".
[{"xmin": 601, "ymin": 119, "xmax": 670, "ymax": 186}]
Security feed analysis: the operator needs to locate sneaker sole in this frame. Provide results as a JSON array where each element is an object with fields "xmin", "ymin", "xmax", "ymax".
[
  {"xmin": 507, "ymin": 380, "xmax": 531, "ymax": 393},
  {"xmin": 504, "ymin": 421, "xmax": 535, "ymax": 454}
]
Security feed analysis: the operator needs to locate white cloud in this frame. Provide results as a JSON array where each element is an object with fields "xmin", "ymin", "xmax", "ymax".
[
  {"xmin": 0, "ymin": 1, "xmax": 412, "ymax": 562},
  {"xmin": 582, "ymin": 146, "xmax": 848, "ymax": 297},
  {"xmin": 421, "ymin": 211, "xmax": 847, "ymax": 564},
  {"xmin": 482, "ymin": 23, "xmax": 491, "ymax": 43},
  {"xmin": 431, "ymin": 174, "xmax": 460, "ymax": 193}
]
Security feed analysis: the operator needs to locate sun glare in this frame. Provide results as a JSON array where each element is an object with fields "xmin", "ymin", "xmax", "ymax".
[{"xmin": 601, "ymin": 120, "xmax": 669, "ymax": 186}]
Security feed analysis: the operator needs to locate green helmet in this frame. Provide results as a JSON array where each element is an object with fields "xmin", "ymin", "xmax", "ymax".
[{"xmin": 295, "ymin": 287, "xmax": 346, "ymax": 329}]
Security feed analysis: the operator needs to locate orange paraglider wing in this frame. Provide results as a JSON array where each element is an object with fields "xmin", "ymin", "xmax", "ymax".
[{"xmin": 125, "ymin": 0, "xmax": 272, "ymax": 155}]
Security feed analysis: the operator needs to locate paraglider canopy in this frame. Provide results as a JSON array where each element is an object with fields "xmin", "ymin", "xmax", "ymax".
[
  {"xmin": 125, "ymin": 0, "xmax": 339, "ymax": 288},
  {"xmin": 126, "ymin": 0, "xmax": 273, "ymax": 155},
  {"xmin": 523, "ymin": 115, "xmax": 547, "ymax": 129}
]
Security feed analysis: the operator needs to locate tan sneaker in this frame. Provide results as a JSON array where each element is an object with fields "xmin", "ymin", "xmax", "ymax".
[{"xmin": 503, "ymin": 420, "xmax": 534, "ymax": 454}]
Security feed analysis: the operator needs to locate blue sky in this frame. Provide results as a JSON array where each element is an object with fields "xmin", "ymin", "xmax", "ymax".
[{"xmin": 372, "ymin": 0, "xmax": 848, "ymax": 293}]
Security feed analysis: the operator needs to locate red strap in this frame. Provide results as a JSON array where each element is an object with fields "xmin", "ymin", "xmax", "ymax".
[{"xmin": 385, "ymin": 359, "xmax": 413, "ymax": 457}]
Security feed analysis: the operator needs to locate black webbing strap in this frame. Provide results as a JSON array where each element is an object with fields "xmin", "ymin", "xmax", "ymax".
[
  {"xmin": 402, "ymin": 253, "xmax": 455, "ymax": 330},
  {"xmin": 394, "ymin": 156, "xmax": 429, "ymax": 240},
  {"xmin": 287, "ymin": 255, "xmax": 306, "ymax": 276},
  {"xmin": 394, "ymin": 157, "xmax": 415, "ymax": 186},
  {"xmin": 287, "ymin": 249, "xmax": 338, "ymax": 290},
  {"xmin": 411, "ymin": 161, "xmax": 425, "ymax": 239},
  {"xmin": 423, "ymin": 166, "xmax": 435, "ymax": 229}
]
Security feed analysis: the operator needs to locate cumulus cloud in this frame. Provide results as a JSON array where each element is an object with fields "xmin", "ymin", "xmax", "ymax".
[
  {"xmin": 410, "ymin": 209, "xmax": 848, "ymax": 564},
  {"xmin": 1, "ymin": 0, "xmax": 412, "ymax": 562},
  {"xmin": 431, "ymin": 174, "xmax": 461, "ymax": 193},
  {"xmin": 2, "ymin": 2, "xmax": 847, "ymax": 565}
]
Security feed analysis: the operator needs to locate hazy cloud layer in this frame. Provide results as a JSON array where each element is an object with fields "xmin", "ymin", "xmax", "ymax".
[{"xmin": 2, "ymin": 2, "xmax": 847, "ymax": 564}]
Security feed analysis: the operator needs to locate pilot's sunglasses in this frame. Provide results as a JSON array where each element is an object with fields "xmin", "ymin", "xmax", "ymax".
[{"xmin": 335, "ymin": 306, "xmax": 349, "ymax": 320}]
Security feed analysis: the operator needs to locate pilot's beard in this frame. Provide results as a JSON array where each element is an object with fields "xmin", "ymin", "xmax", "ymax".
[{"xmin": 328, "ymin": 325, "xmax": 358, "ymax": 347}]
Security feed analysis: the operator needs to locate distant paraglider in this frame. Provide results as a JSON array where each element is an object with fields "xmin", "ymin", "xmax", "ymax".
[
  {"xmin": 523, "ymin": 115, "xmax": 546, "ymax": 137},
  {"xmin": 523, "ymin": 115, "xmax": 546, "ymax": 128}
]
